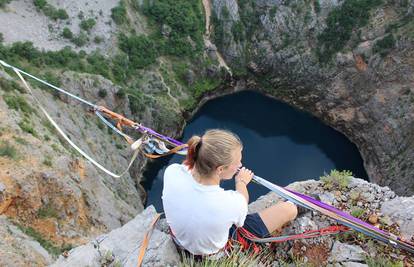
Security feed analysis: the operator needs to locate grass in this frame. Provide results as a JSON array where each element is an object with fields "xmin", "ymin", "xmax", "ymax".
[
  {"xmin": 42, "ymin": 155, "xmax": 53, "ymax": 166},
  {"xmin": 320, "ymin": 170, "xmax": 352, "ymax": 190},
  {"xmin": 18, "ymin": 119, "xmax": 37, "ymax": 137},
  {"xmin": 37, "ymin": 203, "xmax": 58, "ymax": 218},
  {"xmin": 0, "ymin": 141, "xmax": 18, "ymax": 159},
  {"xmin": 3, "ymin": 94, "xmax": 34, "ymax": 115},
  {"xmin": 16, "ymin": 223, "xmax": 63, "ymax": 256}
]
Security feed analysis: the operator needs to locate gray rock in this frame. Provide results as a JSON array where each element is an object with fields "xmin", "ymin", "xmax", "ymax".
[
  {"xmin": 381, "ymin": 197, "xmax": 414, "ymax": 240},
  {"xmin": 328, "ymin": 241, "xmax": 367, "ymax": 263},
  {"xmin": 51, "ymin": 206, "xmax": 180, "ymax": 267}
]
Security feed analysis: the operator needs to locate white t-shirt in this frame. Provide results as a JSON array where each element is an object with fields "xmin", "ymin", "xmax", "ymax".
[{"xmin": 162, "ymin": 163, "xmax": 248, "ymax": 255}]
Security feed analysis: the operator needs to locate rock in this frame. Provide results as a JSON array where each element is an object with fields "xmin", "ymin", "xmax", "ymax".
[
  {"xmin": 381, "ymin": 197, "xmax": 414, "ymax": 240},
  {"xmin": 340, "ymin": 263, "xmax": 368, "ymax": 267},
  {"xmin": 328, "ymin": 241, "xmax": 367, "ymax": 263},
  {"xmin": 0, "ymin": 216, "xmax": 53, "ymax": 266},
  {"xmin": 319, "ymin": 192, "xmax": 336, "ymax": 205},
  {"xmin": 51, "ymin": 206, "xmax": 180, "ymax": 267},
  {"xmin": 0, "ymin": 182, "xmax": 5, "ymax": 193}
]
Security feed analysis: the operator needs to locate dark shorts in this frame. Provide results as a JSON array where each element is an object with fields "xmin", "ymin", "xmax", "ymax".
[{"xmin": 229, "ymin": 213, "xmax": 270, "ymax": 239}]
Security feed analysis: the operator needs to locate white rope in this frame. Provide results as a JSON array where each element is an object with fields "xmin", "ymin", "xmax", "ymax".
[
  {"xmin": 0, "ymin": 59, "xmax": 97, "ymax": 108},
  {"xmin": 12, "ymin": 67, "xmax": 140, "ymax": 178}
]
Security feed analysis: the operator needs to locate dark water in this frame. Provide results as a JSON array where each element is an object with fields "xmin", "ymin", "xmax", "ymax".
[{"xmin": 142, "ymin": 90, "xmax": 368, "ymax": 211}]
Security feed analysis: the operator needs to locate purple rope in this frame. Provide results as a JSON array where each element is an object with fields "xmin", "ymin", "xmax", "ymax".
[
  {"xmin": 285, "ymin": 188, "xmax": 389, "ymax": 236},
  {"xmin": 135, "ymin": 125, "xmax": 184, "ymax": 146}
]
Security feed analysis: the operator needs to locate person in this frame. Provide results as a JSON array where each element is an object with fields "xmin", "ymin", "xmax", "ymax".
[{"xmin": 162, "ymin": 129, "xmax": 298, "ymax": 256}]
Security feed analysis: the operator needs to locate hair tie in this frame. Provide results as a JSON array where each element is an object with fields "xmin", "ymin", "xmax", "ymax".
[{"xmin": 194, "ymin": 138, "xmax": 202, "ymax": 160}]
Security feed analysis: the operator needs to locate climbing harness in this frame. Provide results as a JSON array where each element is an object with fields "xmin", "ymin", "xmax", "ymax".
[{"xmin": 1, "ymin": 60, "xmax": 414, "ymax": 256}]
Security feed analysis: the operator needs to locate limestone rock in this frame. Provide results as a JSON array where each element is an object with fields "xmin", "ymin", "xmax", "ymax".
[{"xmin": 51, "ymin": 206, "xmax": 180, "ymax": 267}]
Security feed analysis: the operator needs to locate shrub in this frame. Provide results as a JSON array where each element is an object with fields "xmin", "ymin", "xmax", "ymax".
[
  {"xmin": 33, "ymin": 0, "xmax": 46, "ymax": 9},
  {"xmin": 0, "ymin": 78, "xmax": 24, "ymax": 93},
  {"xmin": 317, "ymin": 0, "xmax": 383, "ymax": 63},
  {"xmin": 320, "ymin": 169, "xmax": 352, "ymax": 190},
  {"xmin": 80, "ymin": 18, "xmax": 96, "ymax": 32},
  {"xmin": 0, "ymin": 0, "xmax": 12, "ymax": 8},
  {"xmin": 0, "ymin": 141, "xmax": 18, "ymax": 159},
  {"xmin": 93, "ymin": 36, "xmax": 103, "ymax": 44},
  {"xmin": 3, "ymin": 94, "xmax": 34, "ymax": 114},
  {"xmin": 111, "ymin": 4, "xmax": 127, "ymax": 25},
  {"xmin": 350, "ymin": 206, "xmax": 365, "ymax": 218},
  {"xmin": 16, "ymin": 224, "xmax": 62, "ymax": 256},
  {"xmin": 118, "ymin": 34, "xmax": 158, "ymax": 69},
  {"xmin": 62, "ymin": 27, "xmax": 73, "ymax": 39},
  {"xmin": 18, "ymin": 120, "xmax": 37, "ymax": 136},
  {"xmin": 37, "ymin": 203, "xmax": 58, "ymax": 218},
  {"xmin": 98, "ymin": 89, "xmax": 107, "ymax": 98},
  {"xmin": 314, "ymin": 0, "xmax": 321, "ymax": 13},
  {"xmin": 373, "ymin": 34, "xmax": 395, "ymax": 57},
  {"xmin": 71, "ymin": 32, "xmax": 88, "ymax": 47},
  {"xmin": 0, "ymin": 32, "xmax": 3, "ymax": 42}
]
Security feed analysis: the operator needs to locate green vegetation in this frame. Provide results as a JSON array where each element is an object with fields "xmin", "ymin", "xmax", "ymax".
[
  {"xmin": 0, "ymin": 0, "xmax": 12, "ymax": 8},
  {"xmin": 42, "ymin": 155, "xmax": 53, "ymax": 166},
  {"xmin": 71, "ymin": 31, "xmax": 88, "ymax": 47},
  {"xmin": 350, "ymin": 206, "xmax": 365, "ymax": 218},
  {"xmin": 317, "ymin": 0, "xmax": 383, "ymax": 63},
  {"xmin": 119, "ymin": 34, "xmax": 157, "ymax": 69},
  {"xmin": 3, "ymin": 94, "xmax": 34, "ymax": 114},
  {"xmin": 37, "ymin": 203, "xmax": 58, "ymax": 218},
  {"xmin": 18, "ymin": 119, "xmax": 37, "ymax": 137},
  {"xmin": 13, "ymin": 136, "xmax": 28, "ymax": 145},
  {"xmin": 16, "ymin": 224, "xmax": 63, "ymax": 256},
  {"xmin": 34, "ymin": 0, "xmax": 68, "ymax": 20},
  {"xmin": 366, "ymin": 256, "xmax": 404, "ymax": 267},
  {"xmin": 61, "ymin": 27, "xmax": 73, "ymax": 39},
  {"xmin": 111, "ymin": 2, "xmax": 128, "ymax": 25},
  {"xmin": 0, "ymin": 78, "xmax": 24, "ymax": 93},
  {"xmin": 0, "ymin": 141, "xmax": 18, "ymax": 159},
  {"xmin": 320, "ymin": 170, "xmax": 352, "ymax": 190},
  {"xmin": 80, "ymin": 18, "xmax": 96, "ymax": 32},
  {"xmin": 314, "ymin": 0, "xmax": 321, "ymax": 13},
  {"xmin": 373, "ymin": 34, "xmax": 395, "ymax": 57},
  {"xmin": 142, "ymin": 0, "xmax": 204, "ymax": 56},
  {"xmin": 98, "ymin": 89, "xmax": 107, "ymax": 98}
]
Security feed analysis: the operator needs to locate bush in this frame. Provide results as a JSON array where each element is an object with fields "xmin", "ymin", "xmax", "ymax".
[
  {"xmin": 62, "ymin": 27, "xmax": 73, "ymax": 39},
  {"xmin": 16, "ymin": 224, "xmax": 62, "ymax": 256},
  {"xmin": 111, "ymin": 4, "xmax": 127, "ymax": 25},
  {"xmin": 71, "ymin": 32, "xmax": 88, "ymax": 47},
  {"xmin": 0, "ymin": 141, "xmax": 18, "ymax": 159},
  {"xmin": 18, "ymin": 120, "xmax": 37, "ymax": 136},
  {"xmin": 118, "ymin": 34, "xmax": 158, "ymax": 68},
  {"xmin": 33, "ymin": 0, "xmax": 46, "ymax": 9},
  {"xmin": 373, "ymin": 34, "xmax": 395, "ymax": 57},
  {"xmin": 320, "ymin": 169, "xmax": 352, "ymax": 190},
  {"xmin": 37, "ymin": 203, "xmax": 58, "ymax": 218},
  {"xmin": 3, "ymin": 94, "xmax": 34, "ymax": 114},
  {"xmin": 80, "ymin": 18, "xmax": 96, "ymax": 32},
  {"xmin": 317, "ymin": 0, "xmax": 383, "ymax": 63},
  {"xmin": 0, "ymin": 0, "xmax": 12, "ymax": 8},
  {"xmin": 98, "ymin": 89, "xmax": 107, "ymax": 98},
  {"xmin": 142, "ymin": 0, "xmax": 204, "ymax": 56},
  {"xmin": 0, "ymin": 78, "xmax": 24, "ymax": 93},
  {"xmin": 93, "ymin": 36, "xmax": 103, "ymax": 44}
]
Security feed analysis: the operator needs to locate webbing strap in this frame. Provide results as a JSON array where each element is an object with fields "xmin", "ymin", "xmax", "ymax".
[
  {"xmin": 143, "ymin": 144, "xmax": 188, "ymax": 159},
  {"xmin": 137, "ymin": 213, "xmax": 162, "ymax": 267},
  {"xmin": 13, "ymin": 68, "xmax": 141, "ymax": 178}
]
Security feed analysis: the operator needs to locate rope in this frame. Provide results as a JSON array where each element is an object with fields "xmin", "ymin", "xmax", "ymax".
[{"xmin": 12, "ymin": 67, "xmax": 142, "ymax": 178}]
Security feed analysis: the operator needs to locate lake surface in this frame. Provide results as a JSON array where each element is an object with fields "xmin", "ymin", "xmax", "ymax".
[{"xmin": 142, "ymin": 90, "xmax": 368, "ymax": 211}]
